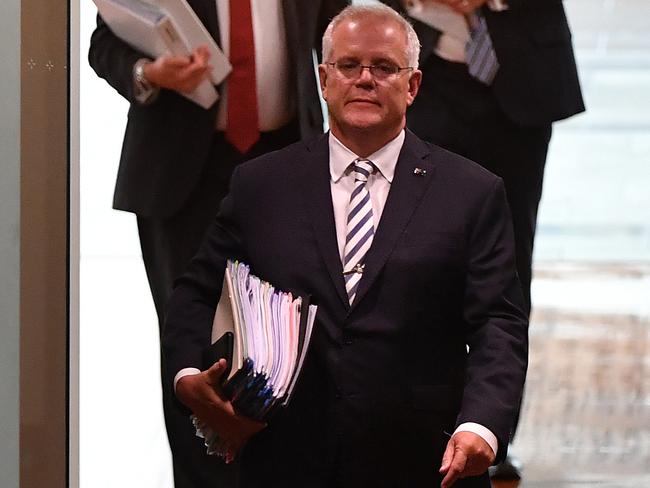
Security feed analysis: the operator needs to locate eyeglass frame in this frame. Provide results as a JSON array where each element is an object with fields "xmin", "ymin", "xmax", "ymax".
[{"xmin": 325, "ymin": 61, "xmax": 415, "ymax": 81}]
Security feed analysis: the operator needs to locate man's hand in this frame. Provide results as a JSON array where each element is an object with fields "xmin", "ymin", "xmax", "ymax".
[
  {"xmin": 436, "ymin": 0, "xmax": 488, "ymax": 14},
  {"xmin": 175, "ymin": 359, "xmax": 266, "ymax": 460},
  {"xmin": 143, "ymin": 45, "xmax": 211, "ymax": 94},
  {"xmin": 439, "ymin": 431, "xmax": 496, "ymax": 487}
]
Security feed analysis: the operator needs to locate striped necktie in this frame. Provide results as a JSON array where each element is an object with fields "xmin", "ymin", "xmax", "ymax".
[
  {"xmin": 343, "ymin": 158, "xmax": 375, "ymax": 304},
  {"xmin": 466, "ymin": 11, "xmax": 499, "ymax": 85}
]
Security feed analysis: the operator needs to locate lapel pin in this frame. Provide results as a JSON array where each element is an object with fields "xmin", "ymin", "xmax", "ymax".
[{"xmin": 413, "ymin": 168, "xmax": 427, "ymax": 176}]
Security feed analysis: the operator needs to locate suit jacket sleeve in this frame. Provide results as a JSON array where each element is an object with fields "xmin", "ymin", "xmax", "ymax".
[
  {"xmin": 457, "ymin": 177, "xmax": 528, "ymax": 460},
  {"xmin": 88, "ymin": 14, "xmax": 150, "ymax": 104},
  {"xmin": 161, "ymin": 166, "xmax": 248, "ymax": 389}
]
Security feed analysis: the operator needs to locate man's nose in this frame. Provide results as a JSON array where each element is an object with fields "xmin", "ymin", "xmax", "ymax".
[{"xmin": 356, "ymin": 66, "xmax": 375, "ymax": 85}]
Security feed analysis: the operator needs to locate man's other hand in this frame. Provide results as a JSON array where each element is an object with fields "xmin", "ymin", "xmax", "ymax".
[
  {"xmin": 143, "ymin": 45, "xmax": 212, "ymax": 94},
  {"xmin": 175, "ymin": 358, "xmax": 266, "ymax": 460},
  {"xmin": 439, "ymin": 431, "xmax": 496, "ymax": 487}
]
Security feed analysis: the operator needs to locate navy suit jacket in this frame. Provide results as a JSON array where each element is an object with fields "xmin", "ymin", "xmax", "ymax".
[{"xmin": 162, "ymin": 130, "xmax": 528, "ymax": 487}]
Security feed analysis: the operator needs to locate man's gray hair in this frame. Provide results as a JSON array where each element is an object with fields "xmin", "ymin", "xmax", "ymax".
[{"xmin": 322, "ymin": 4, "xmax": 421, "ymax": 69}]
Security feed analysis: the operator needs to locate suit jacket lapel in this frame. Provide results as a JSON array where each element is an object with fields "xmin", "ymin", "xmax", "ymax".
[
  {"xmin": 299, "ymin": 134, "xmax": 351, "ymax": 310},
  {"xmin": 350, "ymin": 130, "xmax": 435, "ymax": 311}
]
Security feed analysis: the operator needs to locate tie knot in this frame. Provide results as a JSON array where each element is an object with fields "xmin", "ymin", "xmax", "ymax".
[{"xmin": 352, "ymin": 158, "xmax": 374, "ymax": 183}]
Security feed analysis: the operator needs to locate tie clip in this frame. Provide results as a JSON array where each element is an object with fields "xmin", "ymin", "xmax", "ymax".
[
  {"xmin": 343, "ymin": 263, "xmax": 365, "ymax": 275},
  {"xmin": 413, "ymin": 168, "xmax": 427, "ymax": 176}
]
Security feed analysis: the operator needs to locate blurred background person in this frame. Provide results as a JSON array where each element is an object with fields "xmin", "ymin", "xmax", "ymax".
[
  {"xmin": 88, "ymin": 1, "xmax": 347, "ymax": 487},
  {"xmin": 380, "ymin": 0, "xmax": 585, "ymax": 480}
]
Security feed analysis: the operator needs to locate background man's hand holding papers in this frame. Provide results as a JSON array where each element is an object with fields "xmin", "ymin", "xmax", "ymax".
[
  {"xmin": 92, "ymin": 0, "xmax": 231, "ymax": 109},
  {"xmin": 405, "ymin": 0, "xmax": 471, "ymax": 45}
]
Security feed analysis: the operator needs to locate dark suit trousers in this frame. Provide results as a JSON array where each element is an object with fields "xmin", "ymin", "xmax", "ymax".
[
  {"xmin": 136, "ymin": 122, "xmax": 300, "ymax": 488},
  {"xmin": 407, "ymin": 55, "xmax": 551, "ymax": 436}
]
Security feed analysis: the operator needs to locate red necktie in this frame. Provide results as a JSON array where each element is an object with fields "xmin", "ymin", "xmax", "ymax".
[{"xmin": 226, "ymin": 0, "xmax": 260, "ymax": 154}]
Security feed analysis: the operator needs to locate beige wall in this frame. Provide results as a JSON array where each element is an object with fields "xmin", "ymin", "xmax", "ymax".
[{"xmin": 0, "ymin": 0, "xmax": 70, "ymax": 486}]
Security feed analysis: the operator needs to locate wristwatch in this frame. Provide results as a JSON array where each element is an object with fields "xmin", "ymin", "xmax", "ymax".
[{"xmin": 133, "ymin": 58, "xmax": 158, "ymax": 104}]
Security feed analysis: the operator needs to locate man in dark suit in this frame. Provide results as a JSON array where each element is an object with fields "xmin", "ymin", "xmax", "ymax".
[
  {"xmin": 164, "ymin": 4, "xmax": 528, "ymax": 487},
  {"xmin": 88, "ymin": 1, "xmax": 346, "ymax": 487},
  {"xmin": 381, "ymin": 0, "xmax": 585, "ymax": 477}
]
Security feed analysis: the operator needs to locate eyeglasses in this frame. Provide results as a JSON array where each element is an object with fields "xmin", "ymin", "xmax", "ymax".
[{"xmin": 326, "ymin": 61, "xmax": 414, "ymax": 81}]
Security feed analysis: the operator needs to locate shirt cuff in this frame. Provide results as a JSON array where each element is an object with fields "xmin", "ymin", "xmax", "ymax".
[
  {"xmin": 453, "ymin": 422, "xmax": 499, "ymax": 457},
  {"xmin": 173, "ymin": 367, "xmax": 202, "ymax": 393}
]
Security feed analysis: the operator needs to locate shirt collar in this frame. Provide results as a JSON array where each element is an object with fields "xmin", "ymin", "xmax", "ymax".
[{"xmin": 329, "ymin": 130, "xmax": 405, "ymax": 184}]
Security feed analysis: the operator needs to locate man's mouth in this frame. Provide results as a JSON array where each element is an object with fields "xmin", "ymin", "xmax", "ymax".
[{"xmin": 347, "ymin": 98, "xmax": 379, "ymax": 106}]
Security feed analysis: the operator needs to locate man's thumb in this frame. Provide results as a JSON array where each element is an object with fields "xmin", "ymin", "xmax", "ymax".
[{"xmin": 205, "ymin": 358, "xmax": 228, "ymax": 385}]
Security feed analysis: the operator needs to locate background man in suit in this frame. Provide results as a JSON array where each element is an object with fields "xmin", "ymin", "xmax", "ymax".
[
  {"xmin": 164, "ymin": 5, "xmax": 528, "ymax": 487},
  {"xmin": 380, "ymin": 0, "xmax": 585, "ymax": 478},
  {"xmin": 88, "ymin": 1, "xmax": 347, "ymax": 487}
]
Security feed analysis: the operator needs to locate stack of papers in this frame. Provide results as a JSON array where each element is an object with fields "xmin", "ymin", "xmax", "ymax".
[
  {"xmin": 194, "ymin": 261, "xmax": 317, "ymax": 455},
  {"xmin": 93, "ymin": 0, "xmax": 231, "ymax": 109},
  {"xmin": 207, "ymin": 260, "xmax": 317, "ymax": 420}
]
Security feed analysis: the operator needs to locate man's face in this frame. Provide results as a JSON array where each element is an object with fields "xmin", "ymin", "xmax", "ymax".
[{"xmin": 319, "ymin": 15, "xmax": 421, "ymax": 140}]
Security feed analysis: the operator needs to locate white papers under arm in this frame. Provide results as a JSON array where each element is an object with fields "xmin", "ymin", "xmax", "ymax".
[
  {"xmin": 283, "ymin": 303, "xmax": 317, "ymax": 405},
  {"xmin": 268, "ymin": 292, "xmax": 283, "ymax": 388},
  {"xmin": 93, "ymin": 0, "xmax": 220, "ymax": 109},
  {"xmin": 93, "ymin": 0, "xmax": 171, "ymax": 56},
  {"xmin": 152, "ymin": 0, "xmax": 232, "ymax": 85}
]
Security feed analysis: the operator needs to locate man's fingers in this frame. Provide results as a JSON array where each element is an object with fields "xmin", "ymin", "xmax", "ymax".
[
  {"xmin": 438, "ymin": 432, "xmax": 495, "ymax": 486},
  {"xmin": 176, "ymin": 64, "xmax": 210, "ymax": 93},
  {"xmin": 193, "ymin": 45, "xmax": 211, "ymax": 64},
  {"xmin": 439, "ymin": 438, "xmax": 455, "ymax": 473},
  {"xmin": 184, "ymin": 64, "xmax": 210, "ymax": 81},
  {"xmin": 160, "ymin": 54, "xmax": 192, "ymax": 69},
  {"xmin": 440, "ymin": 446, "xmax": 467, "ymax": 488}
]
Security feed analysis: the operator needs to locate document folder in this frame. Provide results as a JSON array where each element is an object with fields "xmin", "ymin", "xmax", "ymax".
[
  {"xmin": 92, "ymin": 0, "xmax": 231, "ymax": 109},
  {"xmin": 203, "ymin": 261, "xmax": 318, "ymax": 421}
]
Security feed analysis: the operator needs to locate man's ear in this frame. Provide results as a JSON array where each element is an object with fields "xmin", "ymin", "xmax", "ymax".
[
  {"xmin": 406, "ymin": 69, "xmax": 422, "ymax": 107},
  {"xmin": 318, "ymin": 64, "xmax": 328, "ymax": 101}
]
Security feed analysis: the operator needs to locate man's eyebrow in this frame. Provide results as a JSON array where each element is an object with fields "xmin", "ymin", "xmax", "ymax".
[
  {"xmin": 334, "ymin": 55, "xmax": 359, "ymax": 62},
  {"xmin": 370, "ymin": 56, "xmax": 400, "ymax": 65}
]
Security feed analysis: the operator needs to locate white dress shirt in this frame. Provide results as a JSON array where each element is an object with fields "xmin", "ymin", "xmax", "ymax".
[
  {"xmin": 175, "ymin": 129, "xmax": 498, "ymax": 456},
  {"xmin": 215, "ymin": 0, "xmax": 295, "ymax": 132},
  {"xmin": 329, "ymin": 131, "xmax": 403, "ymax": 260}
]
